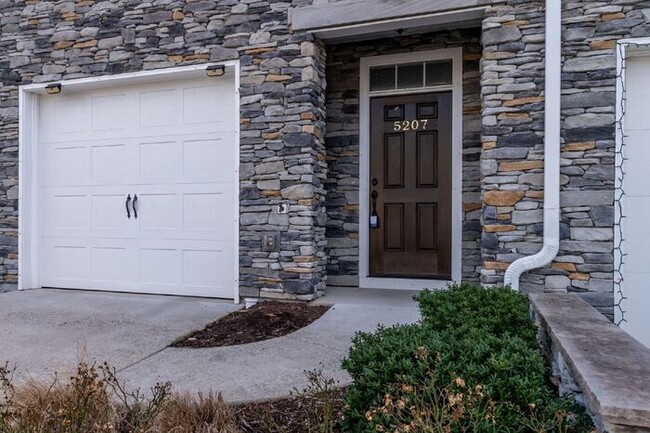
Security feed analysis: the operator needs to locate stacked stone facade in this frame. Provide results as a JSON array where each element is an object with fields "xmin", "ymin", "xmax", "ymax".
[
  {"xmin": 479, "ymin": 0, "xmax": 650, "ymax": 317},
  {"xmin": 324, "ymin": 30, "xmax": 483, "ymax": 287},
  {"xmin": 0, "ymin": 0, "xmax": 326, "ymax": 298},
  {"xmin": 0, "ymin": 0, "xmax": 647, "ymax": 309}
]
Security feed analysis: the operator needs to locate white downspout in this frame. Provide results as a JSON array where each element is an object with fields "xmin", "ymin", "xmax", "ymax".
[{"xmin": 504, "ymin": 0, "xmax": 562, "ymax": 291}]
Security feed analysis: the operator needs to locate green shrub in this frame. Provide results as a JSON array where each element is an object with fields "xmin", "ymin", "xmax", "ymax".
[{"xmin": 341, "ymin": 283, "xmax": 592, "ymax": 433}]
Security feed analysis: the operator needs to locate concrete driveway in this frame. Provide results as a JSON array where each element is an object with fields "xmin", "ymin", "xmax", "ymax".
[{"xmin": 0, "ymin": 287, "xmax": 420, "ymax": 402}]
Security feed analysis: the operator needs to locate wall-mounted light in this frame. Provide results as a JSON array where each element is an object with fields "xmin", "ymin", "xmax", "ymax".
[
  {"xmin": 205, "ymin": 65, "xmax": 226, "ymax": 77},
  {"xmin": 45, "ymin": 83, "xmax": 62, "ymax": 95}
]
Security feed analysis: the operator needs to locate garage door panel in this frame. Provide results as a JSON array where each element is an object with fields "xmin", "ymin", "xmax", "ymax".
[
  {"xmin": 619, "ymin": 272, "xmax": 650, "ymax": 348},
  {"xmin": 91, "ymin": 144, "xmax": 130, "ymax": 182},
  {"xmin": 139, "ymin": 248, "xmax": 179, "ymax": 286},
  {"xmin": 626, "ymin": 56, "xmax": 650, "ymax": 131},
  {"xmin": 183, "ymin": 137, "xmax": 236, "ymax": 179},
  {"xmin": 41, "ymin": 243, "xmax": 91, "ymax": 283},
  {"xmin": 91, "ymin": 94, "xmax": 131, "ymax": 132},
  {"xmin": 139, "ymin": 89, "xmax": 181, "ymax": 128},
  {"xmin": 43, "ymin": 146, "xmax": 91, "ymax": 186},
  {"xmin": 623, "ymin": 130, "xmax": 650, "ymax": 197},
  {"xmin": 137, "ymin": 193, "xmax": 182, "ymax": 230},
  {"xmin": 91, "ymin": 247, "xmax": 129, "ymax": 283},
  {"xmin": 138, "ymin": 140, "xmax": 183, "ymax": 179},
  {"xmin": 183, "ymin": 85, "xmax": 235, "ymax": 126},
  {"xmin": 43, "ymin": 195, "xmax": 91, "ymax": 232},
  {"xmin": 622, "ymin": 199, "xmax": 650, "ymax": 270},
  {"xmin": 91, "ymin": 195, "xmax": 132, "ymax": 231}
]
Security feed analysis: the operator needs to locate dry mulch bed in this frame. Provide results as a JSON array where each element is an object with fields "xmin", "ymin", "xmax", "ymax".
[
  {"xmin": 234, "ymin": 388, "xmax": 346, "ymax": 433},
  {"xmin": 172, "ymin": 301, "xmax": 331, "ymax": 348}
]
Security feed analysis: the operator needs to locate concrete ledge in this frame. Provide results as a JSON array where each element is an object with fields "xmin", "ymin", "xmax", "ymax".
[{"xmin": 530, "ymin": 293, "xmax": 650, "ymax": 432}]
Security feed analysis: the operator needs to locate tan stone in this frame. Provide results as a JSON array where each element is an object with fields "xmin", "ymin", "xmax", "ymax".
[
  {"xmin": 262, "ymin": 132, "xmax": 281, "ymax": 140},
  {"xmin": 184, "ymin": 54, "xmax": 209, "ymax": 61},
  {"xmin": 504, "ymin": 96, "xmax": 544, "ymax": 107},
  {"xmin": 258, "ymin": 277, "xmax": 282, "ymax": 284},
  {"xmin": 240, "ymin": 118, "xmax": 251, "ymax": 125},
  {"xmin": 74, "ymin": 39, "xmax": 97, "ymax": 49},
  {"xmin": 497, "ymin": 214, "xmax": 511, "ymax": 221},
  {"xmin": 54, "ymin": 41, "xmax": 74, "ymax": 50},
  {"xmin": 569, "ymin": 273, "xmax": 590, "ymax": 281},
  {"xmin": 294, "ymin": 256, "xmax": 315, "ymax": 263},
  {"xmin": 266, "ymin": 74, "xmax": 292, "ymax": 82},
  {"xmin": 349, "ymin": 233, "xmax": 359, "ymax": 239},
  {"xmin": 28, "ymin": 18, "xmax": 40, "ymax": 25},
  {"xmin": 590, "ymin": 40, "xmax": 616, "ymax": 50},
  {"xmin": 285, "ymin": 267, "xmax": 314, "ymax": 274},
  {"xmin": 484, "ymin": 225, "xmax": 516, "ymax": 233},
  {"xmin": 602, "ymin": 12, "xmax": 625, "ymax": 21},
  {"xmin": 484, "ymin": 190, "xmax": 525, "ymax": 206},
  {"xmin": 302, "ymin": 125, "xmax": 317, "ymax": 134},
  {"xmin": 62, "ymin": 12, "xmax": 79, "ymax": 21},
  {"xmin": 526, "ymin": 191, "xmax": 545, "ymax": 199},
  {"xmin": 245, "ymin": 47, "xmax": 275, "ymax": 55},
  {"xmin": 553, "ymin": 262, "xmax": 577, "ymax": 272},
  {"xmin": 301, "ymin": 112, "xmax": 316, "ymax": 120},
  {"xmin": 484, "ymin": 52, "xmax": 515, "ymax": 60},
  {"xmin": 261, "ymin": 190, "xmax": 281, "ymax": 197},
  {"xmin": 168, "ymin": 55, "xmax": 183, "ymax": 64},
  {"xmin": 498, "ymin": 112, "xmax": 529, "ymax": 119},
  {"xmin": 484, "ymin": 261, "xmax": 509, "ymax": 271},
  {"xmin": 499, "ymin": 160, "xmax": 544, "ymax": 172},
  {"xmin": 563, "ymin": 141, "xmax": 595, "ymax": 152},
  {"xmin": 482, "ymin": 141, "xmax": 497, "ymax": 150},
  {"xmin": 504, "ymin": 20, "xmax": 529, "ymax": 27},
  {"xmin": 463, "ymin": 202, "xmax": 482, "ymax": 212},
  {"xmin": 172, "ymin": 10, "xmax": 185, "ymax": 20}
]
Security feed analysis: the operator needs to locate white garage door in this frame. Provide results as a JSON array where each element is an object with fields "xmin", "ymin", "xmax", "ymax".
[
  {"xmin": 37, "ymin": 75, "xmax": 238, "ymax": 298},
  {"xmin": 621, "ymin": 53, "xmax": 650, "ymax": 347}
]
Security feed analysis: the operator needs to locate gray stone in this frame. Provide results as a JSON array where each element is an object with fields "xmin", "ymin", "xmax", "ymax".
[
  {"xmin": 482, "ymin": 26, "xmax": 521, "ymax": 45},
  {"xmin": 545, "ymin": 276, "xmax": 570, "ymax": 290},
  {"xmin": 281, "ymin": 184, "xmax": 313, "ymax": 200},
  {"xmin": 571, "ymin": 228, "xmax": 613, "ymax": 242},
  {"xmin": 512, "ymin": 210, "xmax": 543, "ymax": 225}
]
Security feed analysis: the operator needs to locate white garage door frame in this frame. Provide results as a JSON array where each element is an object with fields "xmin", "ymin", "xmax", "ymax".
[
  {"xmin": 18, "ymin": 62, "xmax": 241, "ymax": 302},
  {"xmin": 615, "ymin": 38, "xmax": 650, "ymax": 340}
]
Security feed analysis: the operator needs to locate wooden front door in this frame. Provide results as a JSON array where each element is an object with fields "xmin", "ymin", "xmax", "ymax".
[{"xmin": 369, "ymin": 92, "xmax": 452, "ymax": 279}]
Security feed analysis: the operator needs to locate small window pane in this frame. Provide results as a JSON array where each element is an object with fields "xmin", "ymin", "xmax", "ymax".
[
  {"xmin": 425, "ymin": 60, "xmax": 453, "ymax": 86},
  {"xmin": 370, "ymin": 66, "xmax": 396, "ymax": 91},
  {"xmin": 397, "ymin": 63, "xmax": 424, "ymax": 89}
]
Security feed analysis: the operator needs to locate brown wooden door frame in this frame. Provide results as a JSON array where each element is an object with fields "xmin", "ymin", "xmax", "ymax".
[{"xmin": 368, "ymin": 92, "xmax": 453, "ymax": 280}]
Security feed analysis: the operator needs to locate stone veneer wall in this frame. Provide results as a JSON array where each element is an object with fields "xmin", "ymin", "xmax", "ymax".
[
  {"xmin": 324, "ymin": 29, "xmax": 484, "ymax": 287},
  {"xmin": 0, "ymin": 0, "xmax": 327, "ymax": 299},
  {"xmin": 479, "ymin": 0, "xmax": 650, "ymax": 318}
]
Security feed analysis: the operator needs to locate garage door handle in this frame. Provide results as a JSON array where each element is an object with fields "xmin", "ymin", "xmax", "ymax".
[
  {"xmin": 126, "ymin": 194, "xmax": 131, "ymax": 219},
  {"xmin": 133, "ymin": 195, "xmax": 138, "ymax": 219}
]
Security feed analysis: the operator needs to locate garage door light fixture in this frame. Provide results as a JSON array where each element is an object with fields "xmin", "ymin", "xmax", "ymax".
[
  {"xmin": 45, "ymin": 83, "xmax": 62, "ymax": 95},
  {"xmin": 205, "ymin": 65, "xmax": 226, "ymax": 77}
]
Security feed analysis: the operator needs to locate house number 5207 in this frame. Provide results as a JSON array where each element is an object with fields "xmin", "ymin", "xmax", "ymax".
[{"xmin": 393, "ymin": 119, "xmax": 429, "ymax": 132}]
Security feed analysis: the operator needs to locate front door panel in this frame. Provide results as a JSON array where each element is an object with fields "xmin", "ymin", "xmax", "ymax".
[{"xmin": 369, "ymin": 92, "xmax": 452, "ymax": 279}]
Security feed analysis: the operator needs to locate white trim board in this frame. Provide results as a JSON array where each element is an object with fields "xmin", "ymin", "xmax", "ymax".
[
  {"xmin": 18, "ymin": 62, "xmax": 242, "ymax": 303},
  {"xmin": 358, "ymin": 48, "xmax": 463, "ymax": 291}
]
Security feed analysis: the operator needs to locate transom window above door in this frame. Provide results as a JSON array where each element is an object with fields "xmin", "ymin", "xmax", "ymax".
[{"xmin": 369, "ymin": 60, "xmax": 453, "ymax": 92}]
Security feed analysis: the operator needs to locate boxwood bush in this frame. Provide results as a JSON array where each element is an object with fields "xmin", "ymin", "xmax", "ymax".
[{"xmin": 341, "ymin": 283, "xmax": 592, "ymax": 433}]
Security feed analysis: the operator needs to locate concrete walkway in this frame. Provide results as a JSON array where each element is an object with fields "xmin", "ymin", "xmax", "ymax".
[{"xmin": 0, "ymin": 287, "xmax": 420, "ymax": 402}]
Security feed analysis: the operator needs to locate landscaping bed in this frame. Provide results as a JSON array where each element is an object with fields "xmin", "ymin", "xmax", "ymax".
[
  {"xmin": 1, "ymin": 284, "xmax": 594, "ymax": 433},
  {"xmin": 172, "ymin": 301, "xmax": 331, "ymax": 348}
]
